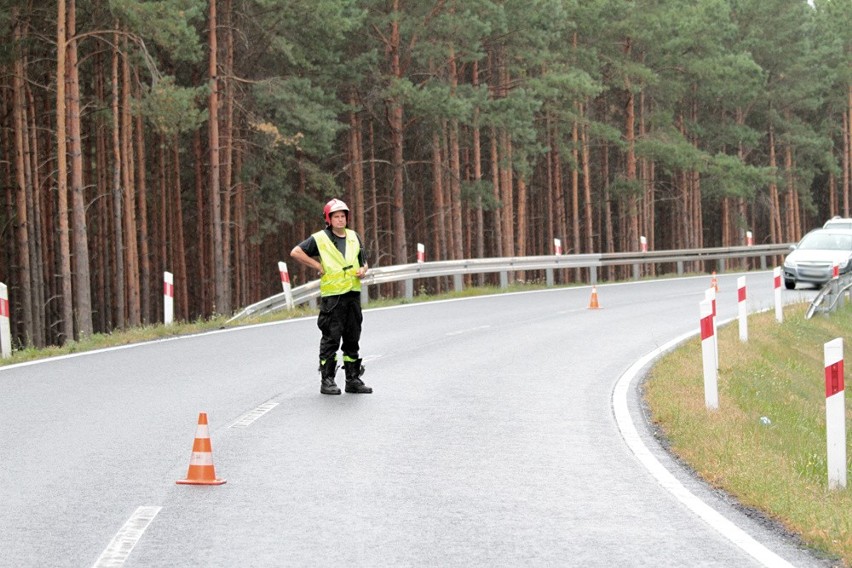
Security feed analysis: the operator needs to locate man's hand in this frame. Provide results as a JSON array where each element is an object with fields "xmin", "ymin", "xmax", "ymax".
[{"xmin": 357, "ymin": 266, "xmax": 368, "ymax": 279}]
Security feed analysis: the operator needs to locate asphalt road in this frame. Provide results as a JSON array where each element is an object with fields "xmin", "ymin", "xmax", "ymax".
[{"xmin": 0, "ymin": 272, "xmax": 835, "ymax": 567}]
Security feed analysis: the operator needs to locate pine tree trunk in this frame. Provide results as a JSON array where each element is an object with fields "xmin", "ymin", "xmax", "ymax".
[
  {"xmin": 158, "ymin": 139, "xmax": 168, "ymax": 318},
  {"xmin": 545, "ymin": 117, "xmax": 555, "ymax": 257},
  {"xmin": 56, "ymin": 0, "xmax": 75, "ymax": 343},
  {"xmin": 784, "ymin": 138, "xmax": 796, "ymax": 241},
  {"xmin": 111, "ymin": 30, "xmax": 126, "ymax": 329},
  {"xmin": 768, "ymin": 123, "xmax": 782, "ymax": 244},
  {"xmin": 471, "ymin": 60, "xmax": 484, "ymax": 271},
  {"xmin": 490, "ymin": 127, "xmax": 502, "ymax": 257},
  {"xmin": 388, "ymin": 0, "xmax": 407, "ymax": 267},
  {"xmin": 94, "ymin": 56, "xmax": 110, "ymax": 331},
  {"xmin": 843, "ymin": 89, "xmax": 850, "ymax": 216},
  {"xmin": 134, "ymin": 97, "xmax": 150, "ymax": 324},
  {"xmin": 121, "ymin": 38, "xmax": 140, "ymax": 327},
  {"xmin": 348, "ymin": 91, "xmax": 365, "ymax": 238},
  {"xmin": 208, "ymin": 0, "xmax": 227, "ymax": 314},
  {"xmin": 12, "ymin": 7, "xmax": 34, "ymax": 346},
  {"xmin": 571, "ymin": 115, "xmax": 580, "ymax": 278},
  {"xmin": 553, "ymin": 133, "xmax": 566, "ymax": 253},
  {"xmin": 368, "ymin": 121, "xmax": 379, "ymax": 259},
  {"xmin": 172, "ymin": 141, "xmax": 189, "ymax": 320},
  {"xmin": 431, "ymin": 129, "xmax": 447, "ymax": 259},
  {"xmin": 67, "ymin": 0, "xmax": 93, "ymax": 338},
  {"xmin": 193, "ymin": 130, "xmax": 208, "ymax": 315},
  {"xmin": 27, "ymin": 90, "xmax": 46, "ymax": 346},
  {"xmin": 500, "ymin": 129, "xmax": 514, "ymax": 259},
  {"xmin": 234, "ymin": 148, "xmax": 248, "ymax": 307},
  {"xmin": 222, "ymin": 0, "xmax": 234, "ymax": 310},
  {"xmin": 580, "ymin": 104, "xmax": 594, "ymax": 254},
  {"xmin": 623, "ymin": 38, "xmax": 639, "ymax": 252}
]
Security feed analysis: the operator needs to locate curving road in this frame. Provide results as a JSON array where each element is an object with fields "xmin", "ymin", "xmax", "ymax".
[{"xmin": 0, "ymin": 272, "xmax": 832, "ymax": 567}]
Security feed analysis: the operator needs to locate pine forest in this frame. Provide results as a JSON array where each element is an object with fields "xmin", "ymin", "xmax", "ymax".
[{"xmin": 1, "ymin": 0, "xmax": 850, "ymax": 348}]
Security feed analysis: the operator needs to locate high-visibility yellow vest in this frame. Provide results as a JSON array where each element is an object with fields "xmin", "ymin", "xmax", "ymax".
[{"xmin": 313, "ymin": 229, "xmax": 362, "ymax": 296}]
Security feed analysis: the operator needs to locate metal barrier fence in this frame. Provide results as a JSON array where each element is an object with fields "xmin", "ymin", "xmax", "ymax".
[
  {"xmin": 229, "ymin": 243, "xmax": 790, "ymax": 323},
  {"xmin": 806, "ymin": 273, "xmax": 852, "ymax": 319}
]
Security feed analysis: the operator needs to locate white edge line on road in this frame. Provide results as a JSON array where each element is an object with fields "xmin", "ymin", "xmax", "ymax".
[
  {"xmin": 91, "ymin": 505, "xmax": 161, "ymax": 568},
  {"xmin": 612, "ymin": 318, "xmax": 797, "ymax": 568}
]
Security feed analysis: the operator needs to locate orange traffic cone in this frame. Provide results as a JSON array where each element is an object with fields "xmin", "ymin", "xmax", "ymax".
[
  {"xmin": 176, "ymin": 412, "xmax": 226, "ymax": 485},
  {"xmin": 588, "ymin": 286, "xmax": 601, "ymax": 309},
  {"xmin": 711, "ymin": 271, "xmax": 719, "ymax": 292}
]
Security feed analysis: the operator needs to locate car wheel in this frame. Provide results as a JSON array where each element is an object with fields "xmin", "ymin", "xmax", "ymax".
[{"xmin": 784, "ymin": 278, "xmax": 795, "ymax": 290}]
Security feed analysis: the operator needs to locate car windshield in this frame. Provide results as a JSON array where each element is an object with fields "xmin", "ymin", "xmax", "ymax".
[
  {"xmin": 797, "ymin": 232, "xmax": 852, "ymax": 251},
  {"xmin": 825, "ymin": 221, "xmax": 852, "ymax": 230}
]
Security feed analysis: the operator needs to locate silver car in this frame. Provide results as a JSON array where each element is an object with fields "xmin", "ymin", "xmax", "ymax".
[{"xmin": 783, "ymin": 228, "xmax": 852, "ymax": 289}]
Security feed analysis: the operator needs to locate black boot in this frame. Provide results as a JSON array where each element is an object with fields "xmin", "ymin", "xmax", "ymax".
[
  {"xmin": 344, "ymin": 359, "xmax": 372, "ymax": 393},
  {"xmin": 319, "ymin": 357, "xmax": 341, "ymax": 395}
]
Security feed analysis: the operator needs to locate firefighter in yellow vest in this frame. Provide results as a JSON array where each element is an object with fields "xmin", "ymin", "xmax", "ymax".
[{"xmin": 290, "ymin": 199, "xmax": 372, "ymax": 394}]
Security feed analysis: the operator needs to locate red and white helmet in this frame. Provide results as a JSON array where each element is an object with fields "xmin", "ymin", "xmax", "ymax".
[{"xmin": 323, "ymin": 198, "xmax": 349, "ymax": 225}]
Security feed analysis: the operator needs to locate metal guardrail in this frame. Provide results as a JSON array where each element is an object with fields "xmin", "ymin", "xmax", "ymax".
[
  {"xmin": 228, "ymin": 243, "xmax": 790, "ymax": 322},
  {"xmin": 805, "ymin": 273, "xmax": 852, "ymax": 319}
]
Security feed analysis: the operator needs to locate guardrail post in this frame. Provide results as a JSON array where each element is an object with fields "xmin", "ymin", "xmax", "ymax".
[
  {"xmin": 677, "ymin": 261, "xmax": 684, "ymax": 276},
  {"xmin": 546, "ymin": 268, "xmax": 554, "ymax": 287},
  {"xmin": 700, "ymin": 298, "xmax": 718, "ymax": 410},
  {"xmin": 717, "ymin": 259, "xmax": 725, "ymax": 273},
  {"xmin": 453, "ymin": 274, "xmax": 463, "ymax": 293},
  {"xmin": 0, "ymin": 282, "xmax": 11, "ymax": 358},
  {"xmin": 632, "ymin": 263, "xmax": 640, "ymax": 280},
  {"xmin": 759, "ymin": 255, "xmax": 767, "ymax": 270},
  {"xmin": 278, "ymin": 261, "xmax": 294, "ymax": 310},
  {"xmin": 405, "ymin": 278, "xmax": 414, "ymax": 300},
  {"xmin": 824, "ymin": 338, "xmax": 846, "ymax": 490},
  {"xmin": 164, "ymin": 271, "xmax": 174, "ymax": 325},
  {"xmin": 705, "ymin": 287, "xmax": 718, "ymax": 369},
  {"xmin": 361, "ymin": 285, "xmax": 369, "ymax": 306},
  {"xmin": 773, "ymin": 267, "xmax": 783, "ymax": 323},
  {"xmin": 499, "ymin": 271, "xmax": 508, "ymax": 289},
  {"xmin": 829, "ymin": 262, "xmax": 840, "ymax": 313},
  {"xmin": 590, "ymin": 266, "xmax": 597, "ymax": 285},
  {"xmin": 737, "ymin": 276, "xmax": 748, "ymax": 342}
]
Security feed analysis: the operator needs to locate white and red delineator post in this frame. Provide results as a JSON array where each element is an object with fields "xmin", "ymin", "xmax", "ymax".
[
  {"xmin": 824, "ymin": 338, "xmax": 846, "ymax": 489},
  {"xmin": 0, "ymin": 282, "xmax": 11, "ymax": 358},
  {"xmin": 164, "ymin": 271, "xmax": 174, "ymax": 325},
  {"xmin": 737, "ymin": 276, "xmax": 748, "ymax": 342},
  {"xmin": 700, "ymin": 298, "xmax": 718, "ymax": 410},
  {"xmin": 417, "ymin": 243, "xmax": 425, "ymax": 263},
  {"xmin": 640, "ymin": 235, "xmax": 647, "ymax": 253},
  {"xmin": 773, "ymin": 267, "xmax": 783, "ymax": 323},
  {"xmin": 705, "ymin": 287, "xmax": 718, "ymax": 369},
  {"xmin": 553, "ymin": 238, "xmax": 562, "ymax": 256},
  {"xmin": 746, "ymin": 230, "xmax": 753, "ymax": 246},
  {"xmin": 832, "ymin": 261, "xmax": 839, "ymax": 280},
  {"xmin": 278, "ymin": 261, "xmax": 294, "ymax": 309}
]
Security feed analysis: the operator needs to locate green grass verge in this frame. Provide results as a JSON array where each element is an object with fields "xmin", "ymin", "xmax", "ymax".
[{"xmin": 645, "ymin": 303, "xmax": 852, "ymax": 566}]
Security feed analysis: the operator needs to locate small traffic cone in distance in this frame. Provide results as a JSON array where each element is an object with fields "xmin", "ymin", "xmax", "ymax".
[
  {"xmin": 588, "ymin": 286, "xmax": 601, "ymax": 309},
  {"xmin": 711, "ymin": 271, "xmax": 719, "ymax": 292},
  {"xmin": 176, "ymin": 412, "xmax": 226, "ymax": 486}
]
